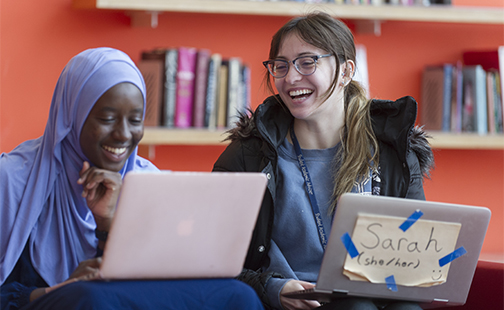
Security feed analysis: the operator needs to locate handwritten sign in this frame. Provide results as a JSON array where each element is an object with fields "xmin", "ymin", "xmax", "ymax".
[{"xmin": 343, "ymin": 213, "xmax": 461, "ymax": 287}]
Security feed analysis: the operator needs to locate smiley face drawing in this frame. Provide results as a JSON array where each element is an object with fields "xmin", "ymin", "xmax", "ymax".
[{"xmin": 432, "ymin": 269, "xmax": 444, "ymax": 281}]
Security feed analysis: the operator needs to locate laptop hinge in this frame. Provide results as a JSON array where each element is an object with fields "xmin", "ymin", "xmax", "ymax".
[
  {"xmin": 331, "ymin": 289, "xmax": 349, "ymax": 296},
  {"xmin": 432, "ymin": 298, "xmax": 449, "ymax": 304}
]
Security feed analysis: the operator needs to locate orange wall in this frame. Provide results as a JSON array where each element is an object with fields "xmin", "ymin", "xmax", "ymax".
[
  {"xmin": 453, "ymin": 0, "xmax": 504, "ymax": 6},
  {"xmin": 1, "ymin": 0, "xmax": 503, "ymax": 258}
]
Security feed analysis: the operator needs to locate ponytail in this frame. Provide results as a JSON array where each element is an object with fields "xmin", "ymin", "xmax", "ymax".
[{"xmin": 329, "ymin": 80, "xmax": 379, "ymax": 214}]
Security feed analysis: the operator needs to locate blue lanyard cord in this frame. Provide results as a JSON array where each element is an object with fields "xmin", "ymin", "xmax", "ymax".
[{"xmin": 289, "ymin": 125, "xmax": 328, "ymax": 250}]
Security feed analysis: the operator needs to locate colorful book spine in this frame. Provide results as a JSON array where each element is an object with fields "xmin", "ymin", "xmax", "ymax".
[
  {"xmin": 192, "ymin": 49, "xmax": 211, "ymax": 128},
  {"xmin": 441, "ymin": 64, "xmax": 453, "ymax": 132},
  {"xmin": 487, "ymin": 69, "xmax": 503, "ymax": 133},
  {"xmin": 450, "ymin": 62, "xmax": 463, "ymax": 133},
  {"xmin": 420, "ymin": 65, "xmax": 445, "ymax": 131},
  {"xmin": 498, "ymin": 46, "xmax": 504, "ymax": 124},
  {"xmin": 136, "ymin": 59, "xmax": 164, "ymax": 127},
  {"xmin": 175, "ymin": 47, "xmax": 197, "ymax": 128},
  {"xmin": 164, "ymin": 49, "xmax": 178, "ymax": 128},
  {"xmin": 226, "ymin": 57, "xmax": 242, "ymax": 128},
  {"xmin": 487, "ymin": 71, "xmax": 496, "ymax": 133},
  {"xmin": 474, "ymin": 65, "xmax": 488, "ymax": 135},
  {"xmin": 461, "ymin": 75, "xmax": 475, "ymax": 133},
  {"xmin": 205, "ymin": 53, "xmax": 222, "ymax": 129},
  {"xmin": 141, "ymin": 49, "xmax": 167, "ymax": 126},
  {"xmin": 217, "ymin": 61, "xmax": 229, "ymax": 128},
  {"xmin": 241, "ymin": 64, "xmax": 251, "ymax": 116}
]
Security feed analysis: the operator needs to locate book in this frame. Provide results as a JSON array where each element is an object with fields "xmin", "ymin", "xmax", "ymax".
[
  {"xmin": 226, "ymin": 57, "xmax": 242, "ymax": 128},
  {"xmin": 463, "ymin": 46, "xmax": 504, "ymax": 111},
  {"xmin": 499, "ymin": 46, "xmax": 504, "ymax": 125},
  {"xmin": 141, "ymin": 49, "xmax": 168, "ymax": 125},
  {"xmin": 494, "ymin": 71, "xmax": 504, "ymax": 133},
  {"xmin": 205, "ymin": 53, "xmax": 222, "ymax": 129},
  {"xmin": 450, "ymin": 62, "xmax": 463, "ymax": 133},
  {"xmin": 420, "ymin": 65, "xmax": 448, "ymax": 131},
  {"xmin": 463, "ymin": 49, "xmax": 501, "ymax": 72},
  {"xmin": 241, "ymin": 64, "xmax": 251, "ymax": 116},
  {"xmin": 164, "ymin": 49, "xmax": 178, "ymax": 128},
  {"xmin": 441, "ymin": 64, "xmax": 453, "ymax": 132},
  {"xmin": 487, "ymin": 70, "xmax": 504, "ymax": 133},
  {"xmin": 217, "ymin": 61, "xmax": 229, "ymax": 128},
  {"xmin": 175, "ymin": 47, "xmax": 198, "ymax": 128},
  {"xmin": 462, "ymin": 65, "xmax": 487, "ymax": 134},
  {"xmin": 136, "ymin": 59, "xmax": 164, "ymax": 127},
  {"xmin": 461, "ymin": 73, "xmax": 475, "ymax": 132},
  {"xmin": 192, "ymin": 49, "xmax": 211, "ymax": 128},
  {"xmin": 487, "ymin": 71, "xmax": 496, "ymax": 134}
]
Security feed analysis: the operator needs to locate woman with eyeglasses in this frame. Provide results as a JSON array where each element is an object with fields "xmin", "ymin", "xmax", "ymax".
[{"xmin": 213, "ymin": 12, "xmax": 434, "ymax": 310}]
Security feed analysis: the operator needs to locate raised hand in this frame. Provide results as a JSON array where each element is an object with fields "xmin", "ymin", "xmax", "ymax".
[{"xmin": 77, "ymin": 161, "xmax": 122, "ymax": 232}]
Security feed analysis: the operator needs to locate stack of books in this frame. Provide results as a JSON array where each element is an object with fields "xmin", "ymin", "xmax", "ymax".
[
  {"xmin": 137, "ymin": 47, "xmax": 251, "ymax": 129},
  {"xmin": 420, "ymin": 47, "xmax": 504, "ymax": 135}
]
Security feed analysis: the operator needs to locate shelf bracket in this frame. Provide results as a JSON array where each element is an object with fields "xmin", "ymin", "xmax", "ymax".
[
  {"xmin": 355, "ymin": 20, "xmax": 382, "ymax": 36},
  {"xmin": 129, "ymin": 11, "xmax": 160, "ymax": 28}
]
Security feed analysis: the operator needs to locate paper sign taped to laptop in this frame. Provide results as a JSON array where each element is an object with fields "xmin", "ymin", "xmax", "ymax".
[{"xmin": 343, "ymin": 213, "xmax": 461, "ymax": 287}]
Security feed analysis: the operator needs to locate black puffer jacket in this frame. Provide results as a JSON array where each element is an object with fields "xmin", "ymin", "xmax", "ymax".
[{"xmin": 213, "ymin": 95, "xmax": 434, "ymax": 308}]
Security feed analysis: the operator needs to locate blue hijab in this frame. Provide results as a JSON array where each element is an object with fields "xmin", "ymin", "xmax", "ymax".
[{"xmin": 0, "ymin": 47, "xmax": 158, "ymax": 286}]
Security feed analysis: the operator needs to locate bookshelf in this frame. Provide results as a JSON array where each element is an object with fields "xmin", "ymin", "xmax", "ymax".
[
  {"xmin": 427, "ymin": 132, "xmax": 504, "ymax": 150},
  {"xmin": 140, "ymin": 127, "xmax": 228, "ymax": 145},
  {"xmin": 73, "ymin": 0, "xmax": 504, "ymax": 25},
  {"xmin": 73, "ymin": 0, "xmax": 504, "ymax": 149},
  {"xmin": 138, "ymin": 128, "xmax": 504, "ymax": 149}
]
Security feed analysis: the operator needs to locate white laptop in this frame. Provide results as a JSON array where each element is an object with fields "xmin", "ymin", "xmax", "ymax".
[
  {"xmin": 284, "ymin": 193, "xmax": 491, "ymax": 309},
  {"xmin": 96, "ymin": 171, "xmax": 268, "ymax": 280}
]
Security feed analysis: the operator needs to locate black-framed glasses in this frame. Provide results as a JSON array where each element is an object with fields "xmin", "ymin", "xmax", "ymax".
[{"xmin": 262, "ymin": 54, "xmax": 333, "ymax": 78}]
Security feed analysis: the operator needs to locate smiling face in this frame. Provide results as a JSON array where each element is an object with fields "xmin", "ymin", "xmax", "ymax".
[
  {"xmin": 273, "ymin": 32, "xmax": 346, "ymax": 125},
  {"xmin": 79, "ymin": 82, "xmax": 144, "ymax": 172}
]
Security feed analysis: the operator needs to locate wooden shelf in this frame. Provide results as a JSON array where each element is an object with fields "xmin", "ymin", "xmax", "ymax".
[
  {"xmin": 140, "ymin": 127, "xmax": 229, "ymax": 145},
  {"xmin": 427, "ymin": 131, "xmax": 504, "ymax": 150},
  {"xmin": 73, "ymin": 0, "xmax": 504, "ymax": 25},
  {"xmin": 140, "ymin": 128, "xmax": 504, "ymax": 149}
]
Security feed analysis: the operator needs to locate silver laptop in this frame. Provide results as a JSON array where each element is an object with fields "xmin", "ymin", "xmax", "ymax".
[
  {"xmin": 284, "ymin": 193, "xmax": 491, "ymax": 309},
  {"xmin": 97, "ymin": 171, "xmax": 267, "ymax": 280}
]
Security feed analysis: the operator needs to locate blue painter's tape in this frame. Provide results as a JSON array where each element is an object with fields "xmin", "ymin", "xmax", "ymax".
[
  {"xmin": 385, "ymin": 275, "xmax": 398, "ymax": 292},
  {"xmin": 340, "ymin": 232, "xmax": 359, "ymax": 258},
  {"xmin": 399, "ymin": 210, "xmax": 424, "ymax": 232},
  {"xmin": 439, "ymin": 247, "xmax": 468, "ymax": 267}
]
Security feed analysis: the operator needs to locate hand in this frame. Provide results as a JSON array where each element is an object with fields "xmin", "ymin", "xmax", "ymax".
[
  {"xmin": 32, "ymin": 258, "xmax": 103, "ymax": 301},
  {"xmin": 77, "ymin": 161, "xmax": 122, "ymax": 232},
  {"xmin": 280, "ymin": 280, "xmax": 321, "ymax": 310},
  {"xmin": 69, "ymin": 257, "xmax": 102, "ymax": 280}
]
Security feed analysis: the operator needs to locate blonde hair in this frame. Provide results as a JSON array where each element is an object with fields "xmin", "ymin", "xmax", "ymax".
[{"xmin": 264, "ymin": 12, "xmax": 379, "ymax": 214}]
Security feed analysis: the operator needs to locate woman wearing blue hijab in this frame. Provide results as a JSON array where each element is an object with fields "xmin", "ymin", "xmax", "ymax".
[{"xmin": 0, "ymin": 48, "xmax": 264, "ymax": 310}]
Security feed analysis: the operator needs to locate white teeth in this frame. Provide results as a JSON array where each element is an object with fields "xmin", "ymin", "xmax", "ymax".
[
  {"xmin": 289, "ymin": 89, "xmax": 313, "ymax": 97},
  {"xmin": 102, "ymin": 145, "xmax": 127, "ymax": 155}
]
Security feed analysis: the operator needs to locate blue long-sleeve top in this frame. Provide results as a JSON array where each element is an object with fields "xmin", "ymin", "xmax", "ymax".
[
  {"xmin": 263, "ymin": 138, "xmax": 338, "ymax": 309},
  {"xmin": 1, "ymin": 241, "xmax": 104, "ymax": 310},
  {"xmin": 1, "ymin": 242, "xmax": 48, "ymax": 310}
]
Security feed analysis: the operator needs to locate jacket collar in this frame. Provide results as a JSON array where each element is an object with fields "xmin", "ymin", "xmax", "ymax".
[
  {"xmin": 253, "ymin": 95, "xmax": 293, "ymax": 148},
  {"xmin": 370, "ymin": 96, "xmax": 418, "ymax": 153},
  {"xmin": 230, "ymin": 95, "xmax": 418, "ymax": 151}
]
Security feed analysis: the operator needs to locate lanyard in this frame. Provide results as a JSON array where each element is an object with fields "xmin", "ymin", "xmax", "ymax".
[{"xmin": 290, "ymin": 124, "xmax": 328, "ymax": 250}]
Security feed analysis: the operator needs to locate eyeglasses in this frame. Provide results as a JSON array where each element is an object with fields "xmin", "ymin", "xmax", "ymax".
[{"xmin": 263, "ymin": 54, "xmax": 333, "ymax": 79}]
